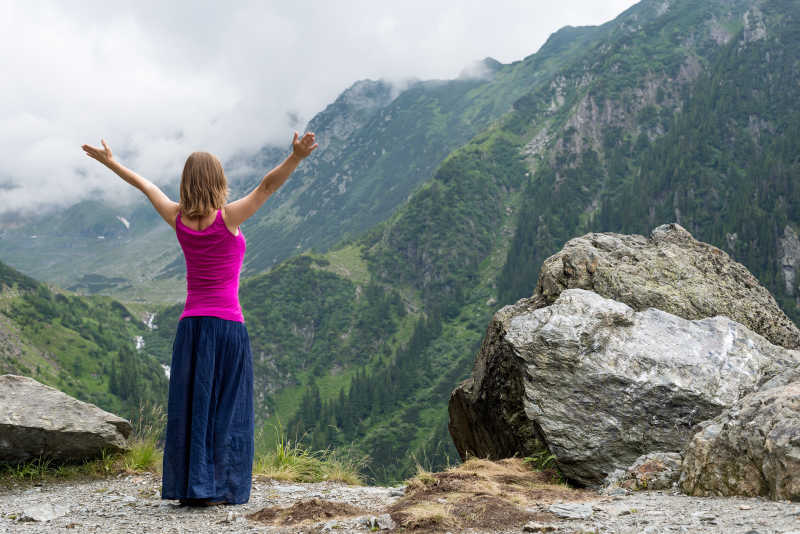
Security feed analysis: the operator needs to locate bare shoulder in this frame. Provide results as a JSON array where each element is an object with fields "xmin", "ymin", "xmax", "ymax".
[
  {"xmin": 153, "ymin": 199, "xmax": 179, "ymax": 231},
  {"xmin": 220, "ymin": 206, "xmax": 240, "ymax": 237},
  {"xmin": 165, "ymin": 203, "xmax": 180, "ymax": 228}
]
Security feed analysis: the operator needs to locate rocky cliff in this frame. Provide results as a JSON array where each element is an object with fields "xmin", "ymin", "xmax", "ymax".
[{"xmin": 449, "ymin": 223, "xmax": 800, "ymax": 496}]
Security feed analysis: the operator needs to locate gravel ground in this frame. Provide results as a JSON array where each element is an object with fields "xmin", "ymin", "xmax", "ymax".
[{"xmin": 1, "ymin": 472, "xmax": 799, "ymax": 533}]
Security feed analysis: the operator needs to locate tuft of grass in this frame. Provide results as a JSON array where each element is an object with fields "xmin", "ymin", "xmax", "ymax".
[
  {"xmin": 405, "ymin": 460, "xmax": 437, "ymax": 491},
  {"xmin": 122, "ymin": 438, "xmax": 162, "ymax": 472},
  {"xmin": 121, "ymin": 399, "xmax": 166, "ymax": 473},
  {"xmin": 523, "ymin": 449, "xmax": 566, "ymax": 485},
  {"xmin": 523, "ymin": 450, "xmax": 557, "ymax": 470},
  {"xmin": 0, "ymin": 456, "xmax": 54, "ymax": 482},
  {"xmin": 252, "ymin": 420, "xmax": 368, "ymax": 485},
  {"xmin": 129, "ymin": 399, "xmax": 167, "ymax": 444},
  {"xmin": 397, "ymin": 502, "xmax": 456, "ymax": 531},
  {"xmin": 0, "ymin": 448, "xmax": 121, "ymax": 489}
]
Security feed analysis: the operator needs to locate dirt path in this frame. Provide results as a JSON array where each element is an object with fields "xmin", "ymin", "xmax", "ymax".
[{"xmin": 1, "ymin": 470, "xmax": 799, "ymax": 533}]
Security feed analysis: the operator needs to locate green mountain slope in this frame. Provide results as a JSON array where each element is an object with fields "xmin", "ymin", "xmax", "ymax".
[
  {"xmin": 0, "ymin": 22, "xmax": 601, "ymax": 300},
  {"xmin": 499, "ymin": 0, "xmax": 800, "ymax": 324},
  {"xmin": 0, "ymin": 260, "xmax": 168, "ymax": 423}
]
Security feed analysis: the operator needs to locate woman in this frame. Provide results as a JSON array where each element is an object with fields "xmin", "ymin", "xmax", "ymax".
[{"xmin": 82, "ymin": 131, "xmax": 318, "ymax": 505}]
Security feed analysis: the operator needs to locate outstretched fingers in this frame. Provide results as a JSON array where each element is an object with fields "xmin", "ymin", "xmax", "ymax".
[
  {"xmin": 81, "ymin": 140, "xmax": 112, "ymax": 163},
  {"xmin": 82, "ymin": 144, "xmax": 100, "ymax": 158},
  {"xmin": 290, "ymin": 131, "xmax": 318, "ymax": 158},
  {"xmin": 302, "ymin": 132, "xmax": 316, "ymax": 148}
]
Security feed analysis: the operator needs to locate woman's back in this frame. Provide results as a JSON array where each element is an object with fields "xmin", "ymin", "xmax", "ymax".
[{"xmin": 176, "ymin": 209, "xmax": 246, "ymax": 323}]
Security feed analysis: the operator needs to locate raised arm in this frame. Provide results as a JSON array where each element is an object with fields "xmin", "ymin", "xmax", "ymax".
[
  {"xmin": 82, "ymin": 139, "xmax": 179, "ymax": 230},
  {"xmin": 223, "ymin": 131, "xmax": 317, "ymax": 229}
]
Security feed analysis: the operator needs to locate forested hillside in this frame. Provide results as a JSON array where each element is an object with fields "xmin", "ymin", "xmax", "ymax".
[
  {"xmin": 0, "ymin": 261, "xmax": 167, "ymax": 423},
  {"xmin": 500, "ymin": 0, "xmax": 800, "ymax": 326}
]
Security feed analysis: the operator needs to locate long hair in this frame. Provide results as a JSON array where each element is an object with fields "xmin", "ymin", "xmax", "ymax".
[{"xmin": 179, "ymin": 152, "xmax": 229, "ymax": 218}]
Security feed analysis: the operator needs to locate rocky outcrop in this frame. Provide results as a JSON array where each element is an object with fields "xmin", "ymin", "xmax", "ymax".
[
  {"xmin": 449, "ymin": 223, "xmax": 800, "ymax": 487},
  {"xmin": 452, "ymin": 288, "xmax": 799, "ymax": 486},
  {"xmin": 0, "ymin": 374, "xmax": 132, "ymax": 463},
  {"xmin": 679, "ymin": 379, "xmax": 800, "ymax": 500},
  {"xmin": 530, "ymin": 223, "xmax": 800, "ymax": 350}
]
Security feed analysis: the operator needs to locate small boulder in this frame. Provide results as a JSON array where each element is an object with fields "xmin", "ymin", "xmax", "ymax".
[
  {"xmin": 548, "ymin": 502, "xmax": 593, "ymax": 519},
  {"xmin": 19, "ymin": 502, "xmax": 70, "ymax": 522},
  {"xmin": 607, "ymin": 452, "xmax": 683, "ymax": 491},
  {"xmin": 0, "ymin": 374, "xmax": 132, "ymax": 464},
  {"xmin": 680, "ymin": 379, "xmax": 800, "ymax": 500}
]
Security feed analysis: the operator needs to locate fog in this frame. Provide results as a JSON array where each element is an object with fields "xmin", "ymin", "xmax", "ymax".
[{"xmin": 0, "ymin": 0, "xmax": 637, "ymax": 213}]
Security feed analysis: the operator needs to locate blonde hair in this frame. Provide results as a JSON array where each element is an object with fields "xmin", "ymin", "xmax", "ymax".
[{"xmin": 179, "ymin": 151, "xmax": 229, "ymax": 218}]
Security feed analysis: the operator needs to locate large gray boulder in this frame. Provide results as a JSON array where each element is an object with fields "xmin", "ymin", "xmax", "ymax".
[
  {"xmin": 449, "ymin": 223, "xmax": 800, "ymax": 476},
  {"xmin": 0, "ymin": 374, "xmax": 132, "ymax": 463},
  {"xmin": 679, "ymin": 377, "xmax": 800, "ymax": 500},
  {"xmin": 452, "ymin": 288, "xmax": 799, "ymax": 486}
]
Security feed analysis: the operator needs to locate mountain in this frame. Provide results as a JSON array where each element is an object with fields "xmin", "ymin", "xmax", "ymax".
[
  {"xmin": 5, "ymin": 0, "xmax": 800, "ymax": 486},
  {"xmin": 0, "ymin": 260, "xmax": 168, "ymax": 422},
  {"xmin": 0, "ymin": 41, "xmax": 582, "ymax": 300},
  {"xmin": 499, "ymin": 0, "xmax": 800, "ymax": 325}
]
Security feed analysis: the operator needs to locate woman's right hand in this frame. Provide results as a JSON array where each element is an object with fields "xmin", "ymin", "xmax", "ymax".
[
  {"xmin": 291, "ymin": 131, "xmax": 318, "ymax": 160},
  {"xmin": 82, "ymin": 139, "xmax": 115, "ymax": 166}
]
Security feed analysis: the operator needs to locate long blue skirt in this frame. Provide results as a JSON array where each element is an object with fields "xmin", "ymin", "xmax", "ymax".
[{"xmin": 161, "ymin": 316, "xmax": 254, "ymax": 504}]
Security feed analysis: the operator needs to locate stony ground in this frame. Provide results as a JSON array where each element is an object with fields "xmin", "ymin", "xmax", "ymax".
[{"xmin": 1, "ymin": 471, "xmax": 799, "ymax": 533}]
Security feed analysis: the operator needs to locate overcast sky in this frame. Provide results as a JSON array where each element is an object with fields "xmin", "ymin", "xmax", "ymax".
[{"xmin": 0, "ymin": 0, "xmax": 637, "ymax": 213}]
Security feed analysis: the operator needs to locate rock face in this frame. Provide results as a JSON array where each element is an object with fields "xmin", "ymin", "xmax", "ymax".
[
  {"xmin": 680, "ymin": 380, "xmax": 800, "ymax": 500},
  {"xmin": 0, "ymin": 374, "xmax": 132, "ymax": 463},
  {"xmin": 453, "ymin": 288, "xmax": 799, "ymax": 486},
  {"xmin": 449, "ymin": 223, "xmax": 800, "ymax": 487},
  {"xmin": 528, "ymin": 223, "xmax": 800, "ymax": 349}
]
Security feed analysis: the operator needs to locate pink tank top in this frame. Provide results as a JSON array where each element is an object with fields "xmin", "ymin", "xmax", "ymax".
[{"xmin": 175, "ymin": 209, "xmax": 246, "ymax": 323}]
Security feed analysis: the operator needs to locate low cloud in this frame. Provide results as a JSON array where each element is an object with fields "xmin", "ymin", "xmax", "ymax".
[{"xmin": 0, "ymin": 1, "xmax": 636, "ymax": 214}]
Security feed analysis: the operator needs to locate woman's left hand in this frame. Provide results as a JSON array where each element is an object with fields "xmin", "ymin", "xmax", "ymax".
[
  {"xmin": 292, "ymin": 131, "xmax": 318, "ymax": 160},
  {"xmin": 82, "ymin": 139, "xmax": 115, "ymax": 166}
]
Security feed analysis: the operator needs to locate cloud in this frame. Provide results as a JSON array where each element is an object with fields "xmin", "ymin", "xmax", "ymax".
[{"xmin": 0, "ymin": 0, "xmax": 637, "ymax": 214}]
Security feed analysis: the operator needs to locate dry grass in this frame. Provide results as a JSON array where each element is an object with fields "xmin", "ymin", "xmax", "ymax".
[
  {"xmin": 251, "ymin": 422, "xmax": 368, "ymax": 486},
  {"xmin": 247, "ymin": 497, "xmax": 372, "ymax": 526},
  {"xmin": 387, "ymin": 456, "xmax": 598, "ymax": 533}
]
